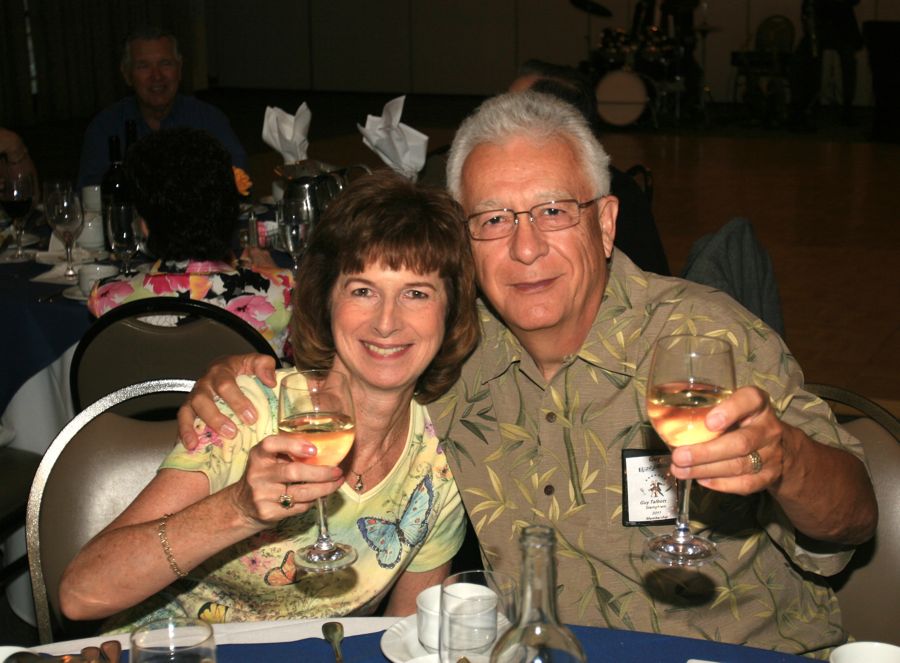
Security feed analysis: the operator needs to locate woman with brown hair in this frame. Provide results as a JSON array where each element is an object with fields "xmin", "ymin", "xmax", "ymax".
[{"xmin": 59, "ymin": 170, "xmax": 479, "ymax": 629}]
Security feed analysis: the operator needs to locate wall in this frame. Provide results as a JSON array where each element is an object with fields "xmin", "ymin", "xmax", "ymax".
[{"xmin": 207, "ymin": 0, "xmax": 900, "ymax": 105}]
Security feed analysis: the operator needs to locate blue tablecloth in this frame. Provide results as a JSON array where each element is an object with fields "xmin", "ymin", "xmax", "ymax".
[
  {"xmin": 120, "ymin": 626, "xmax": 809, "ymax": 662},
  {"xmin": 0, "ymin": 261, "xmax": 93, "ymax": 412}
]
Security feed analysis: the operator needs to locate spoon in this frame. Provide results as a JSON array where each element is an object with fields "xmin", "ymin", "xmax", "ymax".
[
  {"xmin": 100, "ymin": 640, "xmax": 122, "ymax": 663},
  {"xmin": 322, "ymin": 621, "xmax": 345, "ymax": 663}
]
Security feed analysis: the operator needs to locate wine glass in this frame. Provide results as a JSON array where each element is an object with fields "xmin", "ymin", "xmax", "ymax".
[
  {"xmin": 279, "ymin": 197, "xmax": 315, "ymax": 271},
  {"xmin": 644, "ymin": 334, "xmax": 735, "ymax": 566},
  {"xmin": 105, "ymin": 202, "xmax": 140, "ymax": 275},
  {"xmin": 278, "ymin": 370, "xmax": 357, "ymax": 572},
  {"xmin": 0, "ymin": 169, "xmax": 34, "ymax": 262},
  {"xmin": 47, "ymin": 190, "xmax": 84, "ymax": 280},
  {"xmin": 130, "ymin": 617, "xmax": 216, "ymax": 662}
]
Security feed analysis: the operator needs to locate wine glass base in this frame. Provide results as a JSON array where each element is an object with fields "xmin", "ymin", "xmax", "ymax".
[
  {"xmin": 646, "ymin": 533, "xmax": 718, "ymax": 567},
  {"xmin": 295, "ymin": 542, "xmax": 357, "ymax": 573},
  {"xmin": 0, "ymin": 249, "xmax": 35, "ymax": 263}
]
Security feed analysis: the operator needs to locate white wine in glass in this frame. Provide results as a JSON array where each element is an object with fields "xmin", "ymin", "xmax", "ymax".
[
  {"xmin": 645, "ymin": 334, "xmax": 735, "ymax": 566},
  {"xmin": 278, "ymin": 370, "xmax": 357, "ymax": 572}
]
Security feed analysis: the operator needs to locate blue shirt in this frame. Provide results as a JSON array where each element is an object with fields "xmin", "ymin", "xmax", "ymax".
[{"xmin": 77, "ymin": 94, "xmax": 248, "ymax": 190}]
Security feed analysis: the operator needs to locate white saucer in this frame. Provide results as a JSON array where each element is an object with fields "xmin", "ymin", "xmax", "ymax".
[
  {"xmin": 0, "ymin": 647, "xmax": 30, "ymax": 658},
  {"xmin": 381, "ymin": 614, "xmax": 430, "ymax": 663},
  {"xmin": 62, "ymin": 285, "xmax": 88, "ymax": 302}
]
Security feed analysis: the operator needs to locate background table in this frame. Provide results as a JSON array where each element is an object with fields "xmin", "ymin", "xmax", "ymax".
[{"xmin": 33, "ymin": 616, "xmax": 812, "ymax": 662}]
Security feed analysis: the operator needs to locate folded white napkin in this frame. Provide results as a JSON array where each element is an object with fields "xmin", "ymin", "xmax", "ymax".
[
  {"xmin": 358, "ymin": 96, "xmax": 428, "ymax": 180},
  {"xmin": 262, "ymin": 103, "xmax": 311, "ymax": 164}
]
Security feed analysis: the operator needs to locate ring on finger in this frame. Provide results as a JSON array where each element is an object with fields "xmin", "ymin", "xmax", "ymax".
[
  {"xmin": 278, "ymin": 487, "xmax": 294, "ymax": 509},
  {"xmin": 747, "ymin": 450, "xmax": 763, "ymax": 474}
]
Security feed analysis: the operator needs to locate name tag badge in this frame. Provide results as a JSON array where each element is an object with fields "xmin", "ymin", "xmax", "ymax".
[{"xmin": 621, "ymin": 449, "xmax": 676, "ymax": 526}]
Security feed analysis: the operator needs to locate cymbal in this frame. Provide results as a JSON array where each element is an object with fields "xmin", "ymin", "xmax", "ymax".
[{"xmin": 570, "ymin": 0, "xmax": 612, "ymax": 19}]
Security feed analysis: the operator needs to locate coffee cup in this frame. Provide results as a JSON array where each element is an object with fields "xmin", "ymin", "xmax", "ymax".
[
  {"xmin": 416, "ymin": 584, "xmax": 441, "ymax": 654},
  {"xmin": 79, "ymin": 210, "xmax": 106, "ymax": 251},
  {"xmin": 830, "ymin": 642, "xmax": 900, "ymax": 663},
  {"xmin": 78, "ymin": 263, "xmax": 118, "ymax": 296}
]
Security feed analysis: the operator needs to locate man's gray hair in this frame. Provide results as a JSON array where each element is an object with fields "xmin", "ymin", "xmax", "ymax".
[
  {"xmin": 121, "ymin": 27, "xmax": 182, "ymax": 71},
  {"xmin": 446, "ymin": 91, "xmax": 611, "ymax": 202}
]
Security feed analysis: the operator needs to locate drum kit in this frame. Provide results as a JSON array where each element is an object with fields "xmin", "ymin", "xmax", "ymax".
[{"xmin": 576, "ymin": 1, "xmax": 715, "ymax": 127}]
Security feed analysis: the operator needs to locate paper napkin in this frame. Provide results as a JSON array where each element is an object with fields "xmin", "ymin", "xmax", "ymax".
[{"xmin": 262, "ymin": 103, "xmax": 312, "ymax": 164}]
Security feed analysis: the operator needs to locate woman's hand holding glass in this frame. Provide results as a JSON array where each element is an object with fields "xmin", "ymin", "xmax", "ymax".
[{"xmin": 230, "ymin": 428, "xmax": 344, "ymax": 526}]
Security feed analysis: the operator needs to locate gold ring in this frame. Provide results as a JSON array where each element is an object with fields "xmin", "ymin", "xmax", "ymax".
[
  {"xmin": 278, "ymin": 493, "xmax": 293, "ymax": 509},
  {"xmin": 748, "ymin": 451, "xmax": 763, "ymax": 474}
]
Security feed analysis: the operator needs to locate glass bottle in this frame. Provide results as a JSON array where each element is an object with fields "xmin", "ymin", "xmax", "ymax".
[
  {"xmin": 101, "ymin": 135, "xmax": 128, "ymax": 209},
  {"xmin": 490, "ymin": 525, "xmax": 586, "ymax": 663}
]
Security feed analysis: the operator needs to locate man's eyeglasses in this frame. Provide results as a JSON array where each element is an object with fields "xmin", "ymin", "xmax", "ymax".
[{"xmin": 465, "ymin": 197, "xmax": 601, "ymax": 240}]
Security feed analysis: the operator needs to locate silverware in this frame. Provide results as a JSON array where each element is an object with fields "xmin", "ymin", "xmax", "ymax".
[
  {"xmin": 322, "ymin": 620, "xmax": 345, "ymax": 663},
  {"xmin": 79, "ymin": 648, "xmax": 100, "ymax": 663}
]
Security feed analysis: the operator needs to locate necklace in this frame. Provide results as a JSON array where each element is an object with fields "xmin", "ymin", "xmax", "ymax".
[{"xmin": 350, "ymin": 454, "xmax": 386, "ymax": 493}]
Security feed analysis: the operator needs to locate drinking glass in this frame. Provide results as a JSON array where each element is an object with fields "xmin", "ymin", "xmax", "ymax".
[
  {"xmin": 42, "ymin": 178, "xmax": 73, "ymax": 219},
  {"xmin": 278, "ymin": 370, "xmax": 357, "ymax": 572},
  {"xmin": 279, "ymin": 198, "xmax": 315, "ymax": 271},
  {"xmin": 105, "ymin": 202, "xmax": 140, "ymax": 275},
  {"xmin": 130, "ymin": 617, "xmax": 216, "ymax": 662},
  {"xmin": 644, "ymin": 334, "xmax": 735, "ymax": 566},
  {"xmin": 0, "ymin": 169, "xmax": 35, "ymax": 262},
  {"xmin": 48, "ymin": 190, "xmax": 84, "ymax": 279},
  {"xmin": 439, "ymin": 570, "xmax": 517, "ymax": 663}
]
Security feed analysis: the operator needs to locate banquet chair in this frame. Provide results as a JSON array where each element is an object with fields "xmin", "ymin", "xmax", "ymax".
[
  {"xmin": 71, "ymin": 297, "xmax": 280, "ymax": 417},
  {"xmin": 26, "ymin": 379, "xmax": 194, "ymax": 644},
  {"xmin": 806, "ymin": 383, "xmax": 900, "ymax": 646}
]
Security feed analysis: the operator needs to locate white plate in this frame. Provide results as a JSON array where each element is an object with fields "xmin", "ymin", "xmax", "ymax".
[
  {"xmin": 381, "ymin": 614, "xmax": 429, "ymax": 663},
  {"xmin": 0, "ymin": 647, "xmax": 31, "ymax": 658},
  {"xmin": 34, "ymin": 248, "xmax": 96, "ymax": 265},
  {"xmin": 62, "ymin": 285, "xmax": 88, "ymax": 302}
]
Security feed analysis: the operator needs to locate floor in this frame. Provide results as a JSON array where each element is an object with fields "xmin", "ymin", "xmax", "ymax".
[{"xmin": 6, "ymin": 91, "xmax": 898, "ymax": 646}]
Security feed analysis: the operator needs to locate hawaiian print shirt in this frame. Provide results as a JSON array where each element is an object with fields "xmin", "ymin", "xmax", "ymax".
[
  {"xmin": 432, "ymin": 252, "xmax": 867, "ymax": 658},
  {"xmin": 102, "ymin": 370, "xmax": 464, "ymax": 632},
  {"xmin": 87, "ymin": 259, "xmax": 294, "ymax": 359}
]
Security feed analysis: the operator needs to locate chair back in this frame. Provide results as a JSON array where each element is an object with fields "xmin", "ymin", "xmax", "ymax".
[
  {"xmin": 26, "ymin": 379, "xmax": 194, "ymax": 644},
  {"xmin": 806, "ymin": 384, "xmax": 900, "ymax": 646},
  {"xmin": 71, "ymin": 297, "xmax": 279, "ymax": 415}
]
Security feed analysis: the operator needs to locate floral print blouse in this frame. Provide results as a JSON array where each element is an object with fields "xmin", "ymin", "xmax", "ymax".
[{"xmin": 87, "ymin": 259, "xmax": 294, "ymax": 359}]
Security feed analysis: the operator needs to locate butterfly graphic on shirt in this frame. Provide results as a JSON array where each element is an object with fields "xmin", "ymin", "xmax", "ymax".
[
  {"xmin": 357, "ymin": 474, "xmax": 435, "ymax": 569},
  {"xmin": 198, "ymin": 601, "xmax": 229, "ymax": 623},
  {"xmin": 264, "ymin": 550, "xmax": 302, "ymax": 586}
]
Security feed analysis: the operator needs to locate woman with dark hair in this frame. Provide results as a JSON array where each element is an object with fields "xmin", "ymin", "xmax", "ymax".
[
  {"xmin": 87, "ymin": 127, "xmax": 293, "ymax": 359},
  {"xmin": 60, "ymin": 170, "xmax": 479, "ymax": 628}
]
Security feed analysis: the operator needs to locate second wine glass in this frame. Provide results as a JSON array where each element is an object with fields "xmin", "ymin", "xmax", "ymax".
[
  {"xmin": 0, "ymin": 170, "xmax": 35, "ymax": 262},
  {"xmin": 278, "ymin": 370, "xmax": 357, "ymax": 572},
  {"xmin": 644, "ymin": 334, "xmax": 735, "ymax": 567},
  {"xmin": 48, "ymin": 191, "xmax": 84, "ymax": 280},
  {"xmin": 105, "ymin": 202, "xmax": 140, "ymax": 275}
]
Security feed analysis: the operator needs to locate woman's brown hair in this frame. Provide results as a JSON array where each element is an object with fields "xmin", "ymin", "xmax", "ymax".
[{"xmin": 289, "ymin": 170, "xmax": 479, "ymax": 403}]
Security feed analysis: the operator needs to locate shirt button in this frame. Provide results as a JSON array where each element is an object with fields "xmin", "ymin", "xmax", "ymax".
[
  {"xmin": 545, "ymin": 412, "xmax": 557, "ymax": 423},
  {"xmin": 543, "ymin": 484, "xmax": 555, "ymax": 496}
]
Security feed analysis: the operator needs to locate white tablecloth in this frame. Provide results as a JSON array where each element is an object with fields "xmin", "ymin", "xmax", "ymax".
[
  {"xmin": 1, "ymin": 343, "xmax": 78, "ymax": 626},
  {"xmin": 33, "ymin": 616, "xmax": 399, "ymax": 655}
]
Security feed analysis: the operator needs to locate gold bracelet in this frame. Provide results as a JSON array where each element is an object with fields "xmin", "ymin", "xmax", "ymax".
[{"xmin": 157, "ymin": 513, "xmax": 187, "ymax": 579}]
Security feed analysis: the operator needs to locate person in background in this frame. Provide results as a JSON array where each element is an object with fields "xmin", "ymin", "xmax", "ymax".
[
  {"xmin": 180, "ymin": 92, "xmax": 877, "ymax": 656},
  {"xmin": 77, "ymin": 26, "xmax": 247, "ymax": 190},
  {"xmin": 61, "ymin": 170, "xmax": 476, "ymax": 630},
  {"xmin": 0, "ymin": 128, "xmax": 39, "ymax": 193},
  {"xmin": 509, "ymin": 60, "xmax": 670, "ymax": 275},
  {"xmin": 87, "ymin": 127, "xmax": 292, "ymax": 360}
]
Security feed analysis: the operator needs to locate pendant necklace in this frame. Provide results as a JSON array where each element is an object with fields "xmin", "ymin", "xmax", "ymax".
[{"xmin": 350, "ymin": 455, "xmax": 385, "ymax": 493}]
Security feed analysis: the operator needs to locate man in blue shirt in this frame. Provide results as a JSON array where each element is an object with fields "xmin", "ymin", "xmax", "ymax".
[{"xmin": 77, "ymin": 27, "xmax": 247, "ymax": 190}]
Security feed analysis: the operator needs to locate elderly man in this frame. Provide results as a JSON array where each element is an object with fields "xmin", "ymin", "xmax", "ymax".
[
  {"xmin": 77, "ymin": 27, "xmax": 246, "ymax": 190},
  {"xmin": 176, "ymin": 92, "xmax": 875, "ymax": 655}
]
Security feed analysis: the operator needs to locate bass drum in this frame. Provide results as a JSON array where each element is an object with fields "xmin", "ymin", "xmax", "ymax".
[{"xmin": 595, "ymin": 70, "xmax": 649, "ymax": 126}]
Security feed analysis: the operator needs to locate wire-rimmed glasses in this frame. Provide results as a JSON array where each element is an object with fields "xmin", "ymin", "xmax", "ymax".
[{"xmin": 465, "ymin": 197, "xmax": 601, "ymax": 240}]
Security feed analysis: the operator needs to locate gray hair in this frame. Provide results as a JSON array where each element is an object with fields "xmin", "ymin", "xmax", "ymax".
[
  {"xmin": 121, "ymin": 27, "xmax": 182, "ymax": 71},
  {"xmin": 446, "ymin": 91, "xmax": 611, "ymax": 202}
]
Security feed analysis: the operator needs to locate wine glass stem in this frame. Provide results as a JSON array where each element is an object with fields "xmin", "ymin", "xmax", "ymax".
[
  {"xmin": 674, "ymin": 478, "xmax": 693, "ymax": 543},
  {"xmin": 64, "ymin": 240, "xmax": 76, "ymax": 276},
  {"xmin": 13, "ymin": 222, "xmax": 25, "ymax": 256},
  {"xmin": 313, "ymin": 496, "xmax": 336, "ymax": 551}
]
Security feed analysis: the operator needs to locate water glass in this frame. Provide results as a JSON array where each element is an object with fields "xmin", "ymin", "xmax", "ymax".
[
  {"xmin": 439, "ymin": 570, "xmax": 517, "ymax": 663},
  {"xmin": 130, "ymin": 617, "xmax": 216, "ymax": 662}
]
